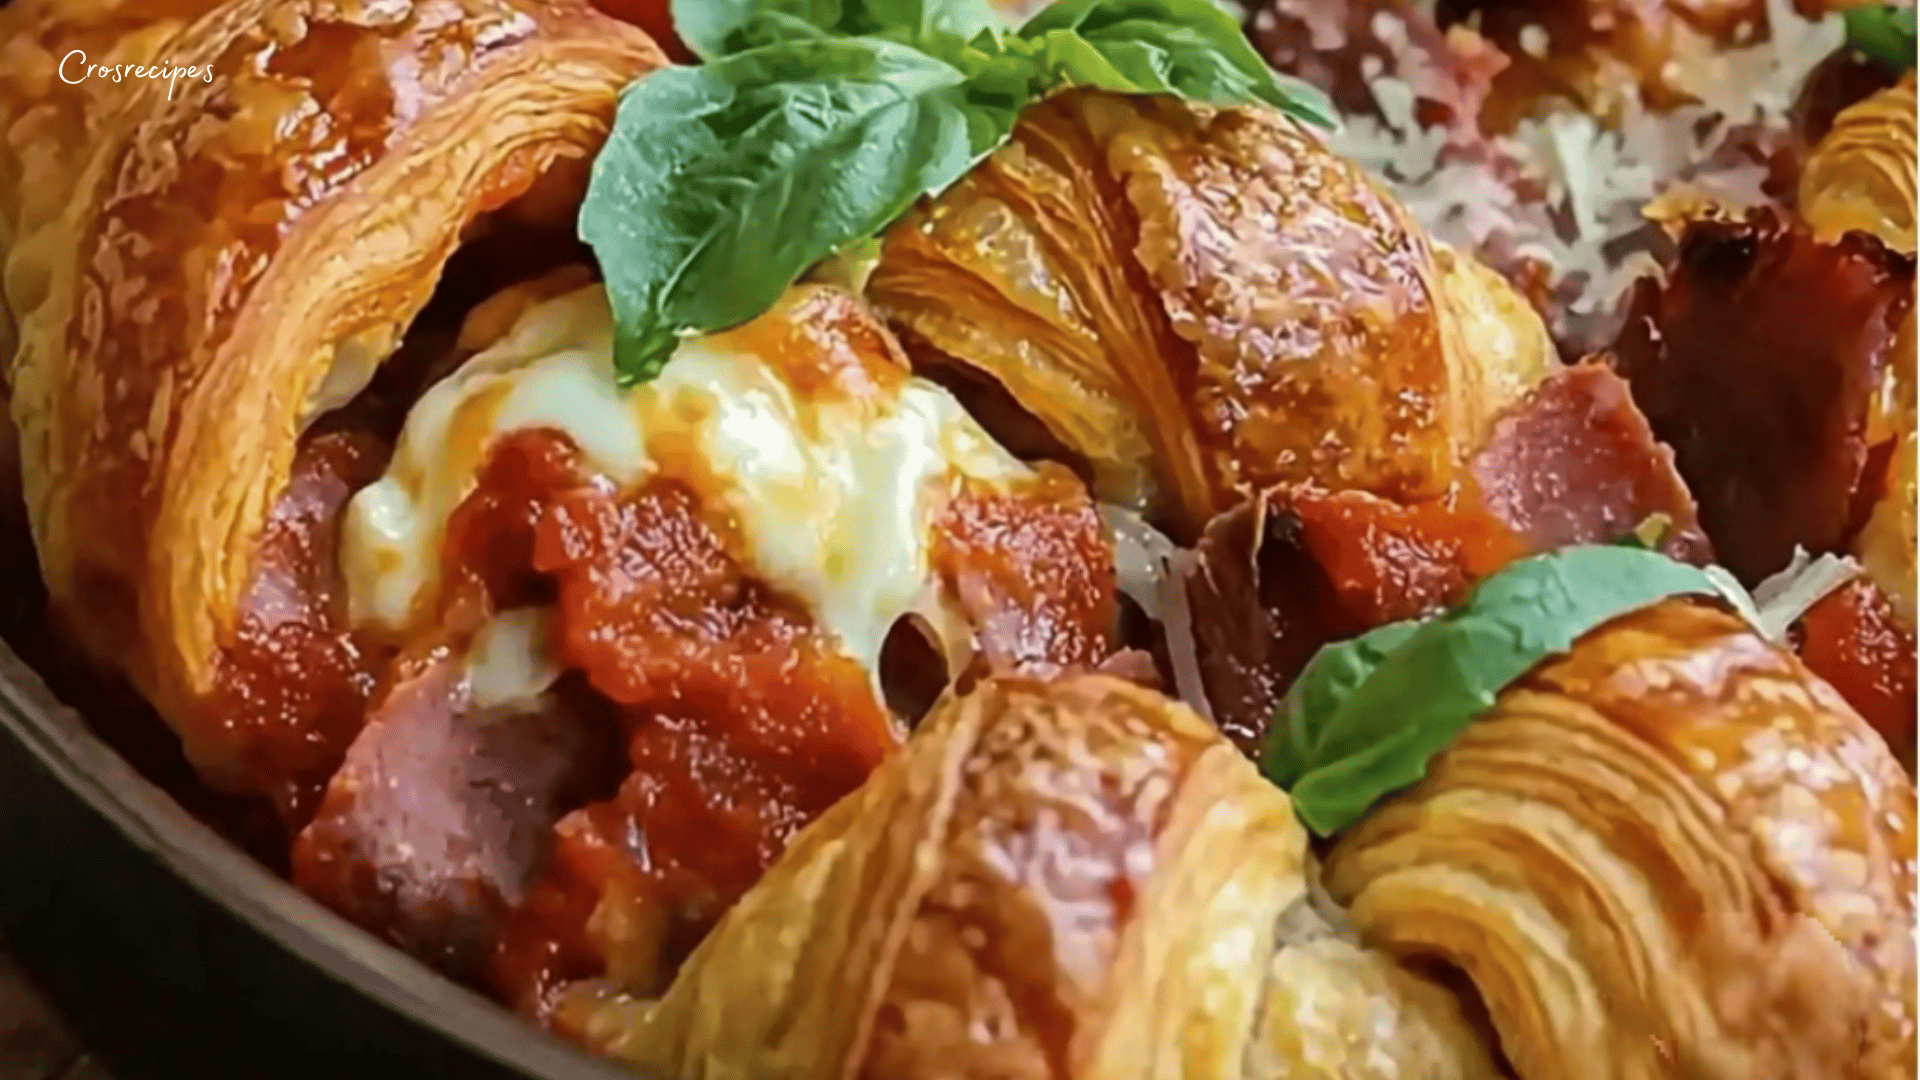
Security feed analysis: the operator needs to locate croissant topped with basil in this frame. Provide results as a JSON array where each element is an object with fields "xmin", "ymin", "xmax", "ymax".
[
  {"xmin": 870, "ymin": 89, "xmax": 1556, "ymax": 541},
  {"xmin": 0, "ymin": 0, "xmax": 1912, "ymax": 1077},
  {"xmin": 0, "ymin": 0, "xmax": 1123, "ymax": 1015},
  {"xmin": 1327, "ymin": 598, "xmax": 1917, "ymax": 1080}
]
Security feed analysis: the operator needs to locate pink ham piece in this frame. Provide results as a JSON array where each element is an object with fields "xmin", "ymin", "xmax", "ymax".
[
  {"xmin": 292, "ymin": 656, "xmax": 619, "ymax": 983},
  {"xmin": 1180, "ymin": 362, "xmax": 1710, "ymax": 752}
]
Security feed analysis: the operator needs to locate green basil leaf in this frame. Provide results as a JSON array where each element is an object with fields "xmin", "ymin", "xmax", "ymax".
[
  {"xmin": 579, "ymin": 38, "xmax": 1014, "ymax": 384},
  {"xmin": 1016, "ymin": 0, "xmax": 1336, "ymax": 126},
  {"xmin": 1845, "ymin": 4, "xmax": 1917, "ymax": 71},
  {"xmin": 1261, "ymin": 545, "xmax": 1747, "ymax": 837},
  {"xmin": 672, "ymin": 0, "xmax": 833, "ymax": 57},
  {"xmin": 674, "ymin": 0, "xmax": 1006, "ymax": 59}
]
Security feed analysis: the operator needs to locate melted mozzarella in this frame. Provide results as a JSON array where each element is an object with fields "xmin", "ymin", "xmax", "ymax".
[
  {"xmin": 341, "ymin": 284, "xmax": 1028, "ymax": 681},
  {"xmin": 467, "ymin": 607, "xmax": 562, "ymax": 711}
]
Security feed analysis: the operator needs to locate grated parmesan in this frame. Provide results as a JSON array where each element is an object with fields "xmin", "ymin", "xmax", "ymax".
[{"xmin": 1318, "ymin": 0, "xmax": 1845, "ymax": 354}]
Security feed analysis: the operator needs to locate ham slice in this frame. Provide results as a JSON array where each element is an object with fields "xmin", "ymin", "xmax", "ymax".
[
  {"xmin": 1182, "ymin": 362, "xmax": 1708, "ymax": 751},
  {"xmin": 292, "ymin": 657, "xmax": 619, "ymax": 983},
  {"xmin": 1472, "ymin": 363, "xmax": 1713, "ymax": 562},
  {"xmin": 1612, "ymin": 211, "xmax": 1914, "ymax": 584}
]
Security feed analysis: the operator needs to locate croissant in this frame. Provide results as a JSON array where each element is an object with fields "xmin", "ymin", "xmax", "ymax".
[
  {"xmin": 0, "ymin": 0, "xmax": 667, "ymax": 820},
  {"xmin": 868, "ymin": 89, "xmax": 1555, "ymax": 542},
  {"xmin": 1800, "ymin": 74, "xmax": 1919, "ymax": 256},
  {"xmin": 1324, "ymin": 598, "xmax": 1917, "ymax": 1080},
  {"xmin": 582, "ymin": 672, "xmax": 1502, "ymax": 1080}
]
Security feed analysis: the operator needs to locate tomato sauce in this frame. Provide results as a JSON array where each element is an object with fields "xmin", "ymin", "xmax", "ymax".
[
  {"xmin": 454, "ymin": 431, "xmax": 898, "ymax": 1022},
  {"xmin": 211, "ymin": 412, "xmax": 1118, "ymax": 1022},
  {"xmin": 207, "ymin": 428, "xmax": 393, "ymax": 829},
  {"xmin": 931, "ymin": 467, "xmax": 1117, "ymax": 675}
]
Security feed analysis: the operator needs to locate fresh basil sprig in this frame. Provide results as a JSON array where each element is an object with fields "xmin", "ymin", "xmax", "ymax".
[
  {"xmin": 1845, "ymin": 4, "xmax": 1917, "ymax": 71},
  {"xmin": 1261, "ymin": 546, "xmax": 1756, "ymax": 838},
  {"xmin": 582, "ymin": 0, "xmax": 1335, "ymax": 385}
]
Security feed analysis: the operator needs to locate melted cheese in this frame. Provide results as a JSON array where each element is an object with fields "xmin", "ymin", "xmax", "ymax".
[
  {"xmin": 340, "ymin": 284, "xmax": 1028, "ymax": 683},
  {"xmin": 467, "ymin": 607, "xmax": 562, "ymax": 711}
]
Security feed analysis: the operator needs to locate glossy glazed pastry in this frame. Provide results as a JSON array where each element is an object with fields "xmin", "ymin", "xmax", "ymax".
[
  {"xmin": 1800, "ymin": 74, "xmax": 1919, "ymax": 255},
  {"xmin": 868, "ymin": 89, "xmax": 1556, "ymax": 542},
  {"xmin": 1325, "ymin": 598, "xmax": 1917, "ymax": 1080},
  {"xmin": 0, "ymin": 0, "xmax": 667, "ymax": 819},
  {"xmin": 582, "ymin": 673, "xmax": 1502, "ymax": 1080}
]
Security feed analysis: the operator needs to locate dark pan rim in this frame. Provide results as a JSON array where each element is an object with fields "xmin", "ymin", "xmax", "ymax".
[{"xmin": 0, "ymin": 638, "xmax": 639, "ymax": 1080}]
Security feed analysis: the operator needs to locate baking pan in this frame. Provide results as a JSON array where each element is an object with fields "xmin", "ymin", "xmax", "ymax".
[{"xmin": 0, "ymin": 638, "xmax": 638, "ymax": 1080}]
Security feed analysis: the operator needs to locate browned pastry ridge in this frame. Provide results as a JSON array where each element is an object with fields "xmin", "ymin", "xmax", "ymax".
[
  {"xmin": 0, "ymin": 0, "xmax": 666, "ymax": 805},
  {"xmin": 1326, "ymin": 599, "xmax": 1917, "ymax": 1080},
  {"xmin": 575, "ymin": 608, "xmax": 1918, "ymax": 1080},
  {"xmin": 868, "ymin": 89, "xmax": 1556, "ymax": 543},
  {"xmin": 582, "ymin": 673, "xmax": 1502, "ymax": 1080}
]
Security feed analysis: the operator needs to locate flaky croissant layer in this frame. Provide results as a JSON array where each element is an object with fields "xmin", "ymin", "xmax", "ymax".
[
  {"xmin": 1327, "ymin": 599, "xmax": 1917, "ymax": 1080},
  {"xmin": 0, "ymin": 0, "xmax": 665, "ymax": 803},
  {"xmin": 870, "ymin": 89, "xmax": 1554, "ymax": 543}
]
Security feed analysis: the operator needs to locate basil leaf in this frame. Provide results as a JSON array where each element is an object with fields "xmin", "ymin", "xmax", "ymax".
[
  {"xmin": 1261, "ymin": 545, "xmax": 1743, "ymax": 837},
  {"xmin": 671, "ymin": 0, "xmax": 834, "ymax": 57},
  {"xmin": 1845, "ymin": 3, "xmax": 1917, "ymax": 71},
  {"xmin": 674, "ymin": 0, "xmax": 1005, "ymax": 59},
  {"xmin": 579, "ymin": 38, "xmax": 1007, "ymax": 384},
  {"xmin": 1017, "ymin": 0, "xmax": 1336, "ymax": 126}
]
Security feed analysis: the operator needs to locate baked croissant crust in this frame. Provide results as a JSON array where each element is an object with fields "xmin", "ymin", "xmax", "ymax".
[
  {"xmin": 869, "ymin": 89, "xmax": 1554, "ymax": 542},
  {"xmin": 1325, "ymin": 599, "xmax": 1917, "ymax": 1080},
  {"xmin": 1800, "ymin": 74, "xmax": 1918, "ymax": 257},
  {"xmin": 0, "ymin": 0, "xmax": 664, "ymax": 798},
  {"xmin": 578, "ymin": 673, "xmax": 1501, "ymax": 1080}
]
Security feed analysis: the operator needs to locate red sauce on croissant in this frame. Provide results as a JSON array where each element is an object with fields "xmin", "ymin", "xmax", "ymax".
[
  {"xmin": 269, "ymin": 423, "xmax": 1114, "ymax": 1027},
  {"xmin": 209, "ymin": 428, "xmax": 393, "ymax": 829},
  {"xmin": 481, "ymin": 432, "xmax": 895, "ymax": 1019}
]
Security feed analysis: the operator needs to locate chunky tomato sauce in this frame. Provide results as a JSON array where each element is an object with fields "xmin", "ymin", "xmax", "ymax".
[
  {"xmin": 422, "ymin": 431, "xmax": 894, "ymax": 1021},
  {"xmin": 209, "ymin": 429, "xmax": 393, "ymax": 829},
  {"xmin": 932, "ymin": 468, "xmax": 1117, "ymax": 675},
  {"xmin": 208, "ymin": 408, "xmax": 1118, "ymax": 1025}
]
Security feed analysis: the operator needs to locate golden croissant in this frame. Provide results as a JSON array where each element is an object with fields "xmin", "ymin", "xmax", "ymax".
[
  {"xmin": 585, "ymin": 601, "xmax": 1917, "ymax": 1080},
  {"xmin": 1800, "ymin": 73, "xmax": 1918, "ymax": 257},
  {"xmin": 582, "ymin": 673, "xmax": 1503, "ymax": 1080},
  {"xmin": 1326, "ymin": 599, "xmax": 1917, "ymax": 1080},
  {"xmin": 0, "ymin": 0, "xmax": 668, "ymax": 819},
  {"xmin": 868, "ymin": 89, "xmax": 1555, "ymax": 542}
]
